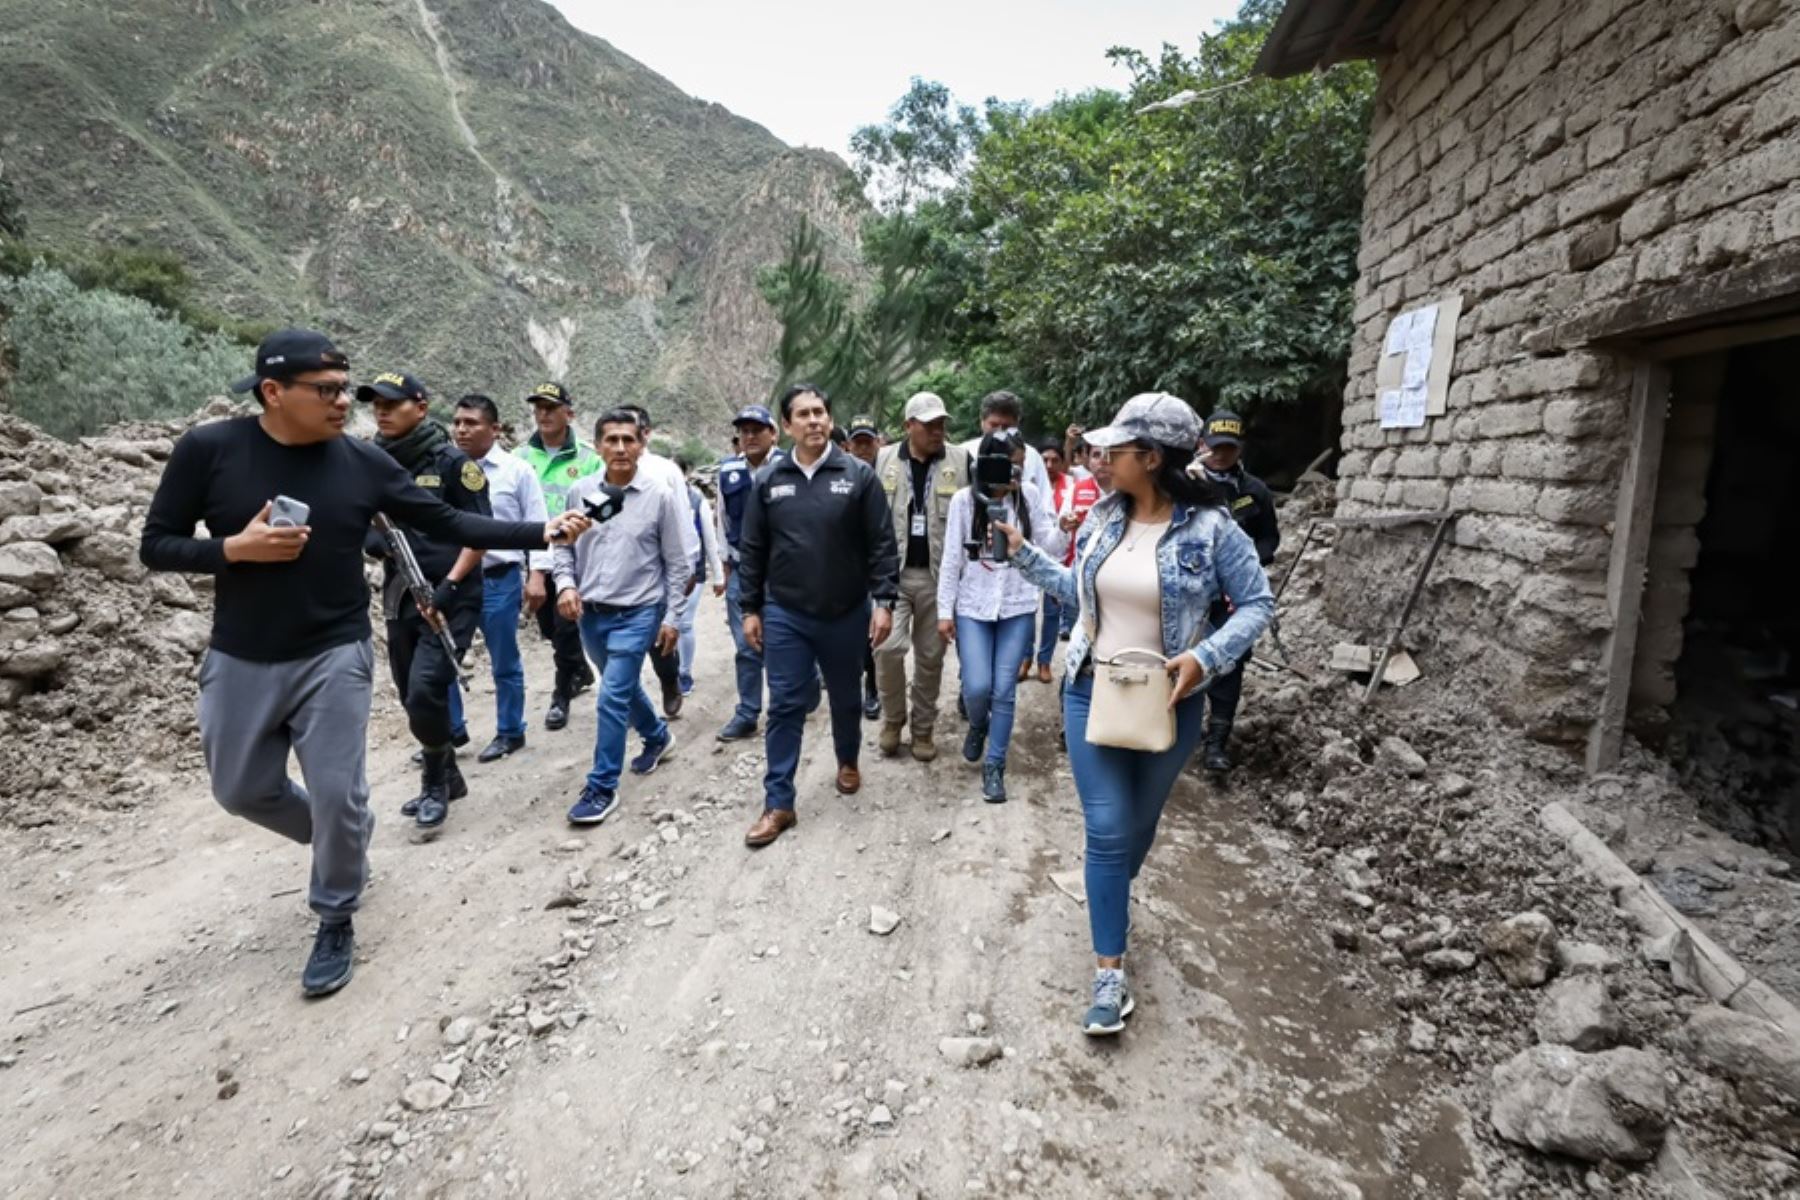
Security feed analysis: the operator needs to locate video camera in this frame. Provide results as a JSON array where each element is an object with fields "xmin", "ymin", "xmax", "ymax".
[
  {"xmin": 582, "ymin": 482, "xmax": 630, "ymax": 525},
  {"xmin": 965, "ymin": 452, "xmax": 1021, "ymax": 564}
]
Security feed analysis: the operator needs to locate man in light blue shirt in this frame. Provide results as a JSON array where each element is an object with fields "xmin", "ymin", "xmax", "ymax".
[
  {"xmin": 551, "ymin": 409, "xmax": 694, "ymax": 826},
  {"xmin": 448, "ymin": 395, "xmax": 551, "ymax": 763}
]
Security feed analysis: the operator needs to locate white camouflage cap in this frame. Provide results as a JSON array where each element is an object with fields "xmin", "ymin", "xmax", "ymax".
[{"xmin": 1081, "ymin": 392, "xmax": 1202, "ymax": 450}]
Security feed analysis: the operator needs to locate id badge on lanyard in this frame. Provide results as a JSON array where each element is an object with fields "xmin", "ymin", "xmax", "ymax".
[{"xmin": 911, "ymin": 512, "xmax": 927, "ymax": 538}]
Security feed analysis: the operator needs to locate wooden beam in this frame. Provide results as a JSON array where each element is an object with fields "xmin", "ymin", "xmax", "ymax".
[
  {"xmin": 1641, "ymin": 313, "xmax": 1800, "ymax": 360},
  {"xmin": 1321, "ymin": 0, "xmax": 1390, "ymax": 67},
  {"xmin": 1587, "ymin": 362, "xmax": 1670, "ymax": 772},
  {"xmin": 1523, "ymin": 249, "xmax": 1800, "ymax": 354}
]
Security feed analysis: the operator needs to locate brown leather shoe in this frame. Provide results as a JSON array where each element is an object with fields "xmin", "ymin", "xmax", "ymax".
[
  {"xmin": 911, "ymin": 732, "xmax": 938, "ymax": 762},
  {"xmin": 1018, "ymin": 659, "xmax": 1032, "ymax": 682},
  {"xmin": 744, "ymin": 808, "xmax": 796, "ymax": 847},
  {"xmin": 1038, "ymin": 663, "xmax": 1054, "ymax": 684},
  {"xmin": 836, "ymin": 764, "xmax": 861, "ymax": 795}
]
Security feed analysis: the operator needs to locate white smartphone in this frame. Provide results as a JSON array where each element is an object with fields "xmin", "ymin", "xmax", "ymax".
[{"xmin": 269, "ymin": 495, "xmax": 311, "ymax": 528}]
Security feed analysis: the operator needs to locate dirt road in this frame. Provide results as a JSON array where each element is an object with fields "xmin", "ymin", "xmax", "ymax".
[{"xmin": 2, "ymin": 593, "xmax": 1481, "ymax": 1199}]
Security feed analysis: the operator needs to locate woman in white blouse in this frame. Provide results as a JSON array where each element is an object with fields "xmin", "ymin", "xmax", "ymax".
[{"xmin": 936, "ymin": 431, "xmax": 1061, "ymax": 802}]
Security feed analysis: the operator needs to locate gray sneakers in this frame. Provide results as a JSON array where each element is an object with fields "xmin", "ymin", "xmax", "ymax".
[{"xmin": 1082, "ymin": 968, "xmax": 1135, "ymax": 1036}]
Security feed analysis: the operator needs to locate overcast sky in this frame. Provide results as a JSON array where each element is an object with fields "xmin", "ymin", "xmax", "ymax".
[{"xmin": 549, "ymin": 0, "xmax": 1243, "ymax": 156}]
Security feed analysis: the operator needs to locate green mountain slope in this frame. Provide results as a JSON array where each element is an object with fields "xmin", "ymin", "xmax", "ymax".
[{"xmin": 0, "ymin": 0, "xmax": 865, "ymax": 431}]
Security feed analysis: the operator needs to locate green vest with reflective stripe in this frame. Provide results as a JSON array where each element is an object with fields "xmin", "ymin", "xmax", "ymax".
[{"xmin": 516, "ymin": 433, "xmax": 602, "ymax": 515}]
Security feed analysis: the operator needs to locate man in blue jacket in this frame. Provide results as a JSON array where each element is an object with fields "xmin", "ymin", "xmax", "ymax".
[
  {"xmin": 714, "ymin": 404, "xmax": 784, "ymax": 741},
  {"xmin": 735, "ymin": 385, "xmax": 898, "ymax": 847}
]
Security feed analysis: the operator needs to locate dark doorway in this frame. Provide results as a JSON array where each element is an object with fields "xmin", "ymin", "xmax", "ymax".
[{"xmin": 1651, "ymin": 337, "xmax": 1800, "ymax": 851}]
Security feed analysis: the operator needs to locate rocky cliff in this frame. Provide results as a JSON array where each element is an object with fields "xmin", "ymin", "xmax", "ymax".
[{"xmin": 0, "ymin": 0, "xmax": 865, "ymax": 433}]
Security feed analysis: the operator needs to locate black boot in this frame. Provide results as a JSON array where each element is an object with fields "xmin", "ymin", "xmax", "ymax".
[
  {"xmin": 1202, "ymin": 719, "xmax": 1233, "ymax": 773},
  {"xmin": 415, "ymin": 747, "xmax": 452, "ymax": 835},
  {"xmin": 445, "ymin": 748, "xmax": 468, "ymax": 801}
]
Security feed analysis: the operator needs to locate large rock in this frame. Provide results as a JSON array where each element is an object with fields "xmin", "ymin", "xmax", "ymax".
[
  {"xmin": 1374, "ymin": 735, "xmax": 1428, "ymax": 777},
  {"xmin": 1483, "ymin": 911, "xmax": 1558, "ymax": 988},
  {"xmin": 1490, "ymin": 1045, "xmax": 1669, "ymax": 1163},
  {"xmin": 0, "ymin": 541, "xmax": 62, "ymax": 592},
  {"xmin": 1684, "ymin": 1006, "xmax": 1800, "ymax": 1103},
  {"xmin": 0, "ymin": 511, "xmax": 91, "ymax": 547},
  {"xmin": 0, "ymin": 639, "xmax": 66, "ymax": 679},
  {"xmin": 0, "ymin": 582, "xmax": 34, "ymax": 610},
  {"xmin": 0, "ymin": 480, "xmax": 44, "ymax": 520},
  {"xmin": 71, "ymin": 531, "xmax": 144, "ymax": 582},
  {"xmin": 1534, "ymin": 974, "xmax": 1620, "ymax": 1051},
  {"xmin": 938, "ymin": 1037, "xmax": 1003, "ymax": 1068}
]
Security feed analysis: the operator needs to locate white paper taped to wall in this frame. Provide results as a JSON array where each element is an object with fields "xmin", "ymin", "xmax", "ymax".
[
  {"xmin": 1380, "ymin": 386, "xmax": 1428, "ymax": 430},
  {"xmin": 1384, "ymin": 312, "xmax": 1412, "ymax": 356}
]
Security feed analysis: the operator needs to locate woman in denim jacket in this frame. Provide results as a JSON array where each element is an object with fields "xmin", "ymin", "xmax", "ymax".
[{"xmin": 995, "ymin": 392, "xmax": 1273, "ymax": 1036}]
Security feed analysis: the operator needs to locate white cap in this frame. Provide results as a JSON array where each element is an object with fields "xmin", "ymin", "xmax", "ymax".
[{"xmin": 903, "ymin": 392, "xmax": 949, "ymax": 424}]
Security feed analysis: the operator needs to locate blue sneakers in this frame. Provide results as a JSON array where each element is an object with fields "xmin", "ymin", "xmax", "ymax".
[
  {"xmin": 962, "ymin": 725, "xmax": 987, "ymax": 764},
  {"xmin": 1082, "ymin": 968, "xmax": 1135, "ymax": 1037},
  {"xmin": 630, "ymin": 730, "xmax": 676, "ymax": 776},
  {"xmin": 567, "ymin": 785, "xmax": 617, "ymax": 826}
]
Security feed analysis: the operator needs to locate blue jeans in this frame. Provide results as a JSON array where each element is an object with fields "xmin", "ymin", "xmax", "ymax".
[
  {"xmin": 447, "ymin": 565, "xmax": 526, "ymax": 741},
  {"xmin": 675, "ymin": 586, "xmax": 701, "ymax": 694},
  {"xmin": 1036, "ymin": 594, "xmax": 1067, "ymax": 666},
  {"xmin": 576, "ymin": 603, "xmax": 668, "ymax": 796},
  {"xmin": 762, "ymin": 601, "xmax": 867, "ymax": 812},
  {"xmin": 725, "ymin": 570, "xmax": 764, "ymax": 724},
  {"xmin": 956, "ymin": 612, "xmax": 1035, "ymax": 765},
  {"xmin": 1062, "ymin": 673, "xmax": 1208, "ymax": 958}
]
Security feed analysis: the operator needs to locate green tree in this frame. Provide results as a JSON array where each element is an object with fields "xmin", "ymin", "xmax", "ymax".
[
  {"xmin": 757, "ymin": 218, "xmax": 957, "ymax": 426},
  {"xmin": 0, "ymin": 263, "xmax": 245, "ymax": 438},
  {"xmin": 970, "ymin": 17, "xmax": 1374, "ymax": 424},
  {"xmin": 849, "ymin": 78, "xmax": 988, "ymax": 214}
]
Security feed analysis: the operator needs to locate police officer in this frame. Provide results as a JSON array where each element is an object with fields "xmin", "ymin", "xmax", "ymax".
[
  {"xmin": 360, "ymin": 372, "xmax": 489, "ymax": 836},
  {"xmin": 1195, "ymin": 410, "xmax": 1279, "ymax": 773},
  {"xmin": 714, "ymin": 403, "xmax": 785, "ymax": 741},
  {"xmin": 514, "ymin": 383, "xmax": 600, "ymax": 730}
]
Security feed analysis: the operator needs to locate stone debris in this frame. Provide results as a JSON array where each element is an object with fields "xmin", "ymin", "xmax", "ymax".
[
  {"xmin": 938, "ymin": 1037, "xmax": 1003, "ymax": 1068},
  {"xmin": 1422, "ymin": 948, "xmax": 1476, "ymax": 975},
  {"xmin": 1553, "ymin": 940, "xmax": 1620, "ymax": 977},
  {"xmin": 1683, "ymin": 1006, "xmax": 1800, "ymax": 1104},
  {"xmin": 1481, "ymin": 911, "xmax": 1557, "ymax": 988},
  {"xmin": 1373, "ymin": 735, "xmax": 1428, "ymax": 777},
  {"xmin": 868, "ymin": 905, "xmax": 902, "ymax": 936},
  {"xmin": 441, "ymin": 1017, "xmax": 478, "ymax": 1047},
  {"xmin": 1489, "ymin": 1045, "xmax": 1668, "ymax": 1164},
  {"xmin": 1532, "ymin": 974, "xmax": 1620, "ymax": 1052},
  {"xmin": 400, "ymin": 1080, "xmax": 453, "ymax": 1113}
]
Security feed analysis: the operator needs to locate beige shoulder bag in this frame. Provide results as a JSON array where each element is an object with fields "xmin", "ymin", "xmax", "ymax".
[{"xmin": 1086, "ymin": 647, "xmax": 1176, "ymax": 752}]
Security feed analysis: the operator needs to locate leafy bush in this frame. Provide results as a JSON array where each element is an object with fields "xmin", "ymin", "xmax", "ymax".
[{"xmin": 0, "ymin": 263, "xmax": 246, "ymax": 439}]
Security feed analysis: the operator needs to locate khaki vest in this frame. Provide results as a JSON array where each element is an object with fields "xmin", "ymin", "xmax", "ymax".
[{"xmin": 874, "ymin": 442, "xmax": 971, "ymax": 576}]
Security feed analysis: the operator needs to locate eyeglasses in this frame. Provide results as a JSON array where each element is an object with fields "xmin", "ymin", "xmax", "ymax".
[{"xmin": 283, "ymin": 380, "xmax": 350, "ymax": 402}]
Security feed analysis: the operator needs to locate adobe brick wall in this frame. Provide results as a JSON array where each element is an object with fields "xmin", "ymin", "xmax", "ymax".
[{"xmin": 1329, "ymin": 0, "xmax": 1800, "ymax": 741}]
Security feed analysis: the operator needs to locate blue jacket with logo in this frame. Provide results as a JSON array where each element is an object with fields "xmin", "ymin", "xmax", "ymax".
[
  {"xmin": 717, "ymin": 448, "xmax": 786, "ymax": 562},
  {"xmin": 1012, "ymin": 495, "xmax": 1272, "ymax": 681}
]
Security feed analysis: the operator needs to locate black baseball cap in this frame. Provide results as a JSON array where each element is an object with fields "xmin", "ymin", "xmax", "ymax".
[
  {"xmin": 847, "ymin": 415, "xmax": 880, "ymax": 440},
  {"xmin": 527, "ymin": 382, "xmax": 573, "ymax": 407},
  {"xmin": 355, "ymin": 371, "xmax": 429, "ymax": 403},
  {"xmin": 1204, "ymin": 410, "xmax": 1246, "ymax": 448},
  {"xmin": 230, "ymin": 328, "xmax": 348, "ymax": 393}
]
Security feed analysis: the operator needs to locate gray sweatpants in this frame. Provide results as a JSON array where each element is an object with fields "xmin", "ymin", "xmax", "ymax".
[{"xmin": 198, "ymin": 640, "xmax": 375, "ymax": 923}]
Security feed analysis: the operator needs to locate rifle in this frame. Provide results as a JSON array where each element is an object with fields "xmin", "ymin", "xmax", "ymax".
[{"xmin": 373, "ymin": 514, "xmax": 472, "ymax": 688}]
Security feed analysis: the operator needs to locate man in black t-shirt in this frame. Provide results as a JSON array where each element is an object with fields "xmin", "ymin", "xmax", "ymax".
[
  {"xmin": 359, "ymin": 371, "xmax": 488, "ymax": 837},
  {"xmin": 139, "ymin": 330, "xmax": 589, "ymax": 998}
]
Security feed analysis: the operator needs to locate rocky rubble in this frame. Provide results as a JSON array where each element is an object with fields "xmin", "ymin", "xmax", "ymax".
[
  {"xmin": 1233, "ymin": 516, "xmax": 1800, "ymax": 1196},
  {"xmin": 0, "ymin": 403, "xmax": 247, "ymax": 827}
]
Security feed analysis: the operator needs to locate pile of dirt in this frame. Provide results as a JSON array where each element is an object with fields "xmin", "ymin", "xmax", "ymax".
[
  {"xmin": 0, "ymin": 401, "xmax": 242, "ymax": 827},
  {"xmin": 1240, "ymin": 508, "xmax": 1800, "ymax": 1196}
]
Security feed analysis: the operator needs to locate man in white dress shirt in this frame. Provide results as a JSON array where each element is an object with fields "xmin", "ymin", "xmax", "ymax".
[
  {"xmin": 449, "ymin": 395, "xmax": 550, "ymax": 762},
  {"xmin": 619, "ymin": 403, "xmax": 701, "ymax": 719}
]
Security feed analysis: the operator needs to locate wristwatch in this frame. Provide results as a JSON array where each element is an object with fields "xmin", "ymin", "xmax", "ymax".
[{"xmin": 874, "ymin": 599, "xmax": 897, "ymax": 612}]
